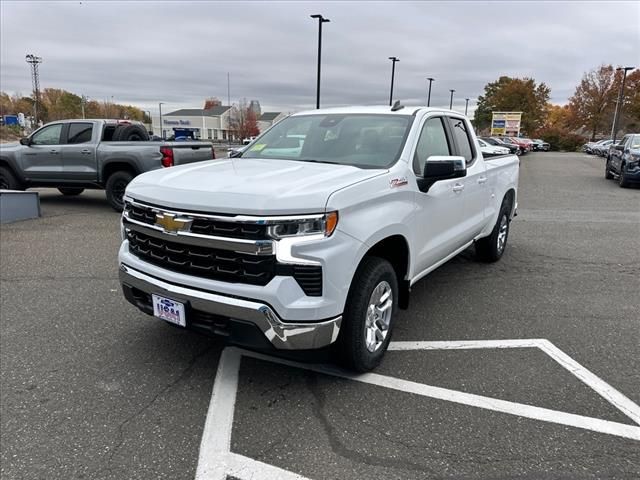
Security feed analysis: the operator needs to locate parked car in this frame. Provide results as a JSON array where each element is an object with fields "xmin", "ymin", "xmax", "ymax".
[
  {"xmin": 593, "ymin": 139, "xmax": 614, "ymax": 157},
  {"xmin": 483, "ymin": 137, "xmax": 520, "ymax": 155},
  {"xmin": 118, "ymin": 105, "xmax": 519, "ymax": 372},
  {"xmin": 605, "ymin": 133, "xmax": 640, "ymax": 187},
  {"xmin": 518, "ymin": 138, "xmax": 535, "ymax": 152},
  {"xmin": 0, "ymin": 119, "xmax": 215, "ymax": 211},
  {"xmin": 477, "ymin": 138, "xmax": 510, "ymax": 156},
  {"xmin": 498, "ymin": 137, "xmax": 527, "ymax": 155},
  {"xmin": 532, "ymin": 139, "xmax": 550, "ymax": 151},
  {"xmin": 584, "ymin": 139, "xmax": 611, "ymax": 154}
]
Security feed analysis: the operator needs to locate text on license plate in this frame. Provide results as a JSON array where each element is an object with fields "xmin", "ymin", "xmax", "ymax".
[{"xmin": 152, "ymin": 294, "xmax": 186, "ymax": 327}]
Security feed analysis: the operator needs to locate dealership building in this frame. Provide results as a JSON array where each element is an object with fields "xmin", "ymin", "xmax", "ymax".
[{"xmin": 151, "ymin": 106, "xmax": 285, "ymax": 141}]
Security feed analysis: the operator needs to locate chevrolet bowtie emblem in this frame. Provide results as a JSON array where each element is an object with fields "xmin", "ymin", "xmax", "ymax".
[{"xmin": 154, "ymin": 212, "xmax": 192, "ymax": 233}]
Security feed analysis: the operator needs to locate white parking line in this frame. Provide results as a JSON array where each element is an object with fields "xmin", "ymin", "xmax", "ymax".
[{"xmin": 195, "ymin": 340, "xmax": 640, "ymax": 480}]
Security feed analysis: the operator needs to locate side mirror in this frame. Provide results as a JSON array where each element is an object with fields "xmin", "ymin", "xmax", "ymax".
[
  {"xmin": 615, "ymin": 144, "xmax": 625, "ymax": 151},
  {"xmin": 418, "ymin": 156, "xmax": 466, "ymax": 192},
  {"xmin": 19, "ymin": 137, "xmax": 31, "ymax": 146}
]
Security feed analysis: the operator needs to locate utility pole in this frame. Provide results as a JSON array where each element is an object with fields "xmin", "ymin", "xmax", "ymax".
[
  {"xmin": 81, "ymin": 95, "xmax": 88, "ymax": 119},
  {"xmin": 464, "ymin": 98, "xmax": 470, "ymax": 116},
  {"xmin": 388, "ymin": 56, "xmax": 399, "ymax": 106},
  {"xmin": 227, "ymin": 72, "xmax": 231, "ymax": 107},
  {"xmin": 310, "ymin": 14, "xmax": 330, "ymax": 109},
  {"xmin": 449, "ymin": 89, "xmax": 455, "ymax": 109},
  {"xmin": 610, "ymin": 66, "xmax": 635, "ymax": 142},
  {"xmin": 159, "ymin": 102, "xmax": 165, "ymax": 139},
  {"xmin": 426, "ymin": 77, "xmax": 434, "ymax": 107},
  {"xmin": 25, "ymin": 54, "xmax": 43, "ymax": 126}
]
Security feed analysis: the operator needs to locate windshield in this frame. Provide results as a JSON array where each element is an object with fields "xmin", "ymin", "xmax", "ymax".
[{"xmin": 242, "ymin": 114, "xmax": 413, "ymax": 168}]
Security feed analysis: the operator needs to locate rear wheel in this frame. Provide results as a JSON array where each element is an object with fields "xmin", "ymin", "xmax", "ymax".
[
  {"xmin": 338, "ymin": 257, "xmax": 398, "ymax": 372},
  {"xmin": 58, "ymin": 187, "xmax": 84, "ymax": 196},
  {"xmin": 476, "ymin": 199, "xmax": 511, "ymax": 262},
  {"xmin": 105, "ymin": 171, "xmax": 133, "ymax": 211}
]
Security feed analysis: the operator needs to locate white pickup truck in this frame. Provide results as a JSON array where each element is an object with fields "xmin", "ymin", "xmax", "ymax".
[{"xmin": 118, "ymin": 105, "xmax": 519, "ymax": 371}]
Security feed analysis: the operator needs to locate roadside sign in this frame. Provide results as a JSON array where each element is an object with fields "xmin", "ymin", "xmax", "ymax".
[{"xmin": 491, "ymin": 112, "xmax": 522, "ymax": 136}]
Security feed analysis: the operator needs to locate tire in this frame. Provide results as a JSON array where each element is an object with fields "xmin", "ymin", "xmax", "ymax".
[
  {"xmin": 516, "ymin": 148, "xmax": 522, "ymax": 156},
  {"xmin": 0, "ymin": 166, "xmax": 23, "ymax": 190},
  {"xmin": 105, "ymin": 171, "xmax": 133, "ymax": 211},
  {"xmin": 113, "ymin": 124, "xmax": 149, "ymax": 142},
  {"xmin": 337, "ymin": 257, "xmax": 398, "ymax": 372},
  {"xmin": 58, "ymin": 187, "xmax": 84, "ymax": 196},
  {"xmin": 619, "ymin": 165, "xmax": 630, "ymax": 188},
  {"xmin": 605, "ymin": 160, "xmax": 613, "ymax": 180},
  {"xmin": 475, "ymin": 199, "xmax": 512, "ymax": 262}
]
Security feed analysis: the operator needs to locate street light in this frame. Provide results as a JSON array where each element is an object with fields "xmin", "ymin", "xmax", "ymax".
[
  {"xmin": 464, "ymin": 98, "xmax": 470, "ymax": 116},
  {"xmin": 610, "ymin": 66, "xmax": 635, "ymax": 142},
  {"xmin": 449, "ymin": 89, "xmax": 455, "ymax": 109},
  {"xmin": 426, "ymin": 77, "xmax": 435, "ymax": 107},
  {"xmin": 310, "ymin": 14, "xmax": 330, "ymax": 109},
  {"xmin": 159, "ymin": 102, "xmax": 165, "ymax": 139},
  {"xmin": 388, "ymin": 56, "xmax": 400, "ymax": 106}
]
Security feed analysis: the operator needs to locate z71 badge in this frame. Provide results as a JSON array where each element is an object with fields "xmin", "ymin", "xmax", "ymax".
[{"xmin": 390, "ymin": 177, "xmax": 408, "ymax": 188}]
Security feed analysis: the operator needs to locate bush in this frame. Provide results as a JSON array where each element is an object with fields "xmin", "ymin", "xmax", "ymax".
[
  {"xmin": 0, "ymin": 125, "xmax": 23, "ymax": 143},
  {"xmin": 533, "ymin": 126, "xmax": 587, "ymax": 152}
]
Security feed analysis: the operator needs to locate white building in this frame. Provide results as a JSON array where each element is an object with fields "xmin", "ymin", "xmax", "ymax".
[
  {"xmin": 258, "ymin": 112, "xmax": 287, "ymax": 133},
  {"xmin": 151, "ymin": 106, "xmax": 233, "ymax": 141}
]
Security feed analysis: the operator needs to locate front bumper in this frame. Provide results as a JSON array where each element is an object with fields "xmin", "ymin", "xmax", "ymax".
[{"xmin": 120, "ymin": 264, "xmax": 342, "ymax": 350}]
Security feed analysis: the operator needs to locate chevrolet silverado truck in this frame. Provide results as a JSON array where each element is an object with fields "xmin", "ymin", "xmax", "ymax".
[
  {"xmin": 118, "ymin": 105, "xmax": 519, "ymax": 371},
  {"xmin": 0, "ymin": 119, "xmax": 214, "ymax": 211}
]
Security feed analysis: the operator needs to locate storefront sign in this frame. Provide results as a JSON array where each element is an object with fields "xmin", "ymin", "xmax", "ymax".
[
  {"xmin": 491, "ymin": 112, "xmax": 522, "ymax": 137},
  {"xmin": 163, "ymin": 119, "xmax": 191, "ymax": 126}
]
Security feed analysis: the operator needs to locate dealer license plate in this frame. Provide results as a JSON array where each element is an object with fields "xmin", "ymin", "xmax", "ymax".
[{"xmin": 152, "ymin": 294, "xmax": 186, "ymax": 327}]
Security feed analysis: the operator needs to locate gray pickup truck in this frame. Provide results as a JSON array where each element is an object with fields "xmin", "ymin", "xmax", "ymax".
[{"xmin": 0, "ymin": 119, "xmax": 215, "ymax": 211}]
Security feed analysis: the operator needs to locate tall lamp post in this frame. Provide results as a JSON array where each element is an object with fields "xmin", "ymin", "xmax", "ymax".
[
  {"xmin": 449, "ymin": 89, "xmax": 455, "ymax": 109},
  {"xmin": 388, "ymin": 56, "xmax": 400, "ymax": 106},
  {"xmin": 610, "ymin": 66, "xmax": 635, "ymax": 142},
  {"xmin": 158, "ymin": 102, "xmax": 165, "ymax": 139},
  {"xmin": 310, "ymin": 14, "xmax": 330, "ymax": 109},
  {"xmin": 426, "ymin": 77, "xmax": 434, "ymax": 107},
  {"xmin": 464, "ymin": 98, "xmax": 470, "ymax": 116}
]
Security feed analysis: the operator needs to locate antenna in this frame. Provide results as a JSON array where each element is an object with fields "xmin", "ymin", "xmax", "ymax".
[
  {"xmin": 391, "ymin": 100, "xmax": 404, "ymax": 112},
  {"xmin": 25, "ymin": 54, "xmax": 43, "ymax": 126}
]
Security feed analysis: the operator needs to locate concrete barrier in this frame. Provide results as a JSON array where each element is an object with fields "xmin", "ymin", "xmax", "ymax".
[{"xmin": 0, "ymin": 190, "xmax": 41, "ymax": 224}]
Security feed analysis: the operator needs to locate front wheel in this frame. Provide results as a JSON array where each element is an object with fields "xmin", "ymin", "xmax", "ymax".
[
  {"xmin": 58, "ymin": 187, "xmax": 84, "ymax": 196},
  {"xmin": 475, "ymin": 200, "xmax": 511, "ymax": 262},
  {"xmin": 0, "ymin": 166, "xmax": 23, "ymax": 190},
  {"xmin": 337, "ymin": 257, "xmax": 398, "ymax": 372},
  {"xmin": 619, "ymin": 165, "xmax": 630, "ymax": 188},
  {"xmin": 105, "ymin": 171, "xmax": 133, "ymax": 211}
]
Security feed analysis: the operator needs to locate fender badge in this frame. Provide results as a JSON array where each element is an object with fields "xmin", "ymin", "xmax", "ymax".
[{"xmin": 390, "ymin": 177, "xmax": 408, "ymax": 188}]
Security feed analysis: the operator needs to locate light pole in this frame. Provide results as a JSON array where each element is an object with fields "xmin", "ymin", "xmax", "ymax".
[
  {"xmin": 464, "ymin": 98, "xmax": 470, "ymax": 116},
  {"xmin": 310, "ymin": 14, "xmax": 330, "ymax": 109},
  {"xmin": 610, "ymin": 66, "xmax": 635, "ymax": 142},
  {"xmin": 159, "ymin": 102, "xmax": 165, "ymax": 139},
  {"xmin": 449, "ymin": 89, "xmax": 455, "ymax": 109},
  {"xmin": 388, "ymin": 57, "xmax": 400, "ymax": 106},
  {"xmin": 426, "ymin": 77, "xmax": 434, "ymax": 107}
]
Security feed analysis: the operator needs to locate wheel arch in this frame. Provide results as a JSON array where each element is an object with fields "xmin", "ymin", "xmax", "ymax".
[
  {"xmin": 357, "ymin": 234, "xmax": 411, "ymax": 310},
  {"xmin": 101, "ymin": 161, "xmax": 139, "ymax": 185}
]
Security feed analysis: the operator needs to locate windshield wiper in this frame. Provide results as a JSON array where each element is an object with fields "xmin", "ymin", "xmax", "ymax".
[{"xmin": 297, "ymin": 159, "xmax": 343, "ymax": 165}]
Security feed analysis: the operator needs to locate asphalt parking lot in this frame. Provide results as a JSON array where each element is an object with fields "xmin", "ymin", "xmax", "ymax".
[{"xmin": 1, "ymin": 152, "xmax": 639, "ymax": 480}]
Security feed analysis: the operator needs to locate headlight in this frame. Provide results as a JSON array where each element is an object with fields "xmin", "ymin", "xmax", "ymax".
[
  {"xmin": 267, "ymin": 211, "xmax": 338, "ymax": 239},
  {"xmin": 120, "ymin": 218, "xmax": 126, "ymax": 241}
]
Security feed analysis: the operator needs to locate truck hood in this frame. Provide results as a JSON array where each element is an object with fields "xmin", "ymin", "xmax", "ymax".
[{"xmin": 126, "ymin": 157, "xmax": 385, "ymax": 214}]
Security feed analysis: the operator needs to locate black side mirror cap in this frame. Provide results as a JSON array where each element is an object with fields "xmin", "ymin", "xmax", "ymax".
[{"xmin": 19, "ymin": 137, "xmax": 31, "ymax": 146}]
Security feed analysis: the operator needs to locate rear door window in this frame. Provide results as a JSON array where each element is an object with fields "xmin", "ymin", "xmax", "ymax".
[
  {"xmin": 67, "ymin": 123, "xmax": 94, "ymax": 144},
  {"xmin": 447, "ymin": 117, "xmax": 475, "ymax": 165}
]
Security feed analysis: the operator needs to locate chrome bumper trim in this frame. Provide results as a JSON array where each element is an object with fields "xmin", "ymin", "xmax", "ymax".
[
  {"xmin": 123, "ymin": 213, "xmax": 274, "ymax": 255},
  {"xmin": 119, "ymin": 264, "xmax": 341, "ymax": 350}
]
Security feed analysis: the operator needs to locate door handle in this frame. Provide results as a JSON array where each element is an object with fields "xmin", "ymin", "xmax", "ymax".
[
  {"xmin": 80, "ymin": 149, "xmax": 92, "ymax": 154},
  {"xmin": 452, "ymin": 183, "xmax": 465, "ymax": 192},
  {"xmin": 478, "ymin": 176, "xmax": 487, "ymax": 184},
  {"xmin": 49, "ymin": 150, "xmax": 59, "ymax": 154}
]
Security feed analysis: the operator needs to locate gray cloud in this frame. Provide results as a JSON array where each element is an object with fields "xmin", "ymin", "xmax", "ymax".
[{"xmin": 1, "ymin": 0, "xmax": 638, "ymax": 116}]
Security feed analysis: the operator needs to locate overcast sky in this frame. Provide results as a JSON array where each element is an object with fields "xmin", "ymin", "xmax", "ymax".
[{"xmin": 1, "ymin": 1, "xmax": 638, "ymax": 116}]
